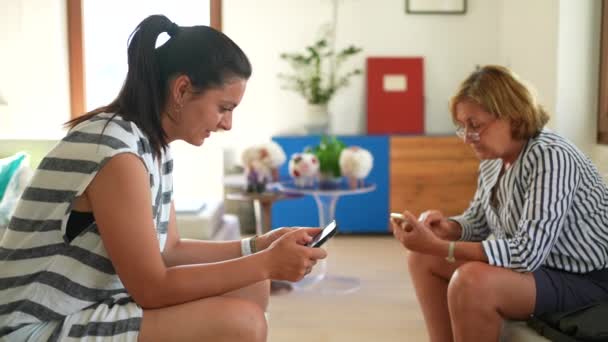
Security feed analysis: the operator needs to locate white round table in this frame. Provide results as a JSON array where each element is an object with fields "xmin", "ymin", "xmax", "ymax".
[{"xmin": 274, "ymin": 180, "xmax": 376, "ymax": 294}]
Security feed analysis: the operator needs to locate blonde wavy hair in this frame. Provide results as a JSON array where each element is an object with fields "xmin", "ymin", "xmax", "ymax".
[{"xmin": 449, "ymin": 65, "xmax": 550, "ymax": 140}]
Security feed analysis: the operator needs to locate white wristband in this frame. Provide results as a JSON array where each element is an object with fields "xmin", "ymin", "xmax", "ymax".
[
  {"xmin": 446, "ymin": 241, "xmax": 456, "ymax": 263},
  {"xmin": 241, "ymin": 237, "xmax": 253, "ymax": 256}
]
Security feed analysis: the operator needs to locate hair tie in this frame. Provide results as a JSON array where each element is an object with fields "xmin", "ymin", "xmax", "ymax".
[{"xmin": 168, "ymin": 22, "xmax": 180, "ymax": 37}]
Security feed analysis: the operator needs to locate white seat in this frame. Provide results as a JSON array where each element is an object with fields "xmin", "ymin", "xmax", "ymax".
[
  {"xmin": 176, "ymin": 199, "xmax": 240, "ymax": 241},
  {"xmin": 501, "ymin": 320, "xmax": 550, "ymax": 342}
]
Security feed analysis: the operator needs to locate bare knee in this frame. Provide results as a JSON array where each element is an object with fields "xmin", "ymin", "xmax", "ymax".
[
  {"xmin": 225, "ymin": 299, "xmax": 268, "ymax": 342},
  {"xmin": 407, "ymin": 250, "xmax": 445, "ymax": 276},
  {"xmin": 140, "ymin": 297, "xmax": 267, "ymax": 342},
  {"xmin": 252, "ymin": 279, "xmax": 270, "ymax": 310},
  {"xmin": 448, "ymin": 262, "xmax": 494, "ymax": 313},
  {"xmin": 407, "ymin": 251, "xmax": 431, "ymax": 273}
]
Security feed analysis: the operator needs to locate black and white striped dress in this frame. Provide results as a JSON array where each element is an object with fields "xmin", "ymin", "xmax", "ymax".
[
  {"xmin": 452, "ymin": 129, "xmax": 608, "ymax": 274},
  {"xmin": 0, "ymin": 113, "xmax": 173, "ymax": 341}
]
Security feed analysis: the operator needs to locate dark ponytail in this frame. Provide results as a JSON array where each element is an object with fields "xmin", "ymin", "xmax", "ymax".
[{"xmin": 66, "ymin": 15, "xmax": 252, "ymax": 158}]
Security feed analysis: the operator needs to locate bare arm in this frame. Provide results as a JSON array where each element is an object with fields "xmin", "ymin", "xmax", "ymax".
[
  {"xmin": 393, "ymin": 211, "xmax": 487, "ymax": 263},
  {"xmin": 435, "ymin": 240, "xmax": 488, "ymax": 263},
  {"xmin": 444, "ymin": 219, "xmax": 463, "ymax": 241},
  {"xmin": 87, "ymin": 153, "xmax": 325, "ymax": 309},
  {"xmin": 162, "ymin": 204, "xmax": 294, "ymax": 267},
  {"xmin": 161, "ymin": 203, "xmax": 244, "ymax": 266}
]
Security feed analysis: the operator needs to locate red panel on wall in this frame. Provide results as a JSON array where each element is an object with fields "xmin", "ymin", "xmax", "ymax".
[{"xmin": 366, "ymin": 57, "xmax": 424, "ymax": 134}]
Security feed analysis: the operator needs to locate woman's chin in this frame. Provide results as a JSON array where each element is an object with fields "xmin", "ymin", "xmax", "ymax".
[
  {"xmin": 183, "ymin": 136, "xmax": 206, "ymax": 146},
  {"xmin": 473, "ymin": 150, "xmax": 497, "ymax": 160},
  {"xmin": 195, "ymin": 137, "xmax": 206, "ymax": 146},
  {"xmin": 472, "ymin": 147, "xmax": 489, "ymax": 159}
]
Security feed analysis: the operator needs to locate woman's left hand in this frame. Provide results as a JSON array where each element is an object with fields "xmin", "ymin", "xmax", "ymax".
[
  {"xmin": 255, "ymin": 227, "xmax": 293, "ymax": 251},
  {"xmin": 391, "ymin": 211, "xmax": 442, "ymax": 254}
]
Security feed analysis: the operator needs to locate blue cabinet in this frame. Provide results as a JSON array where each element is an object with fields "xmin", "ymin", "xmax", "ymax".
[{"xmin": 271, "ymin": 135, "xmax": 390, "ymax": 233}]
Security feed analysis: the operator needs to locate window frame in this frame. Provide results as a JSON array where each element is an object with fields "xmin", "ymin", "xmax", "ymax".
[{"xmin": 66, "ymin": 0, "xmax": 222, "ymax": 118}]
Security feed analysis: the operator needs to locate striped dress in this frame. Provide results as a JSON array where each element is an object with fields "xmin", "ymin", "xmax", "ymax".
[
  {"xmin": 0, "ymin": 113, "xmax": 173, "ymax": 341},
  {"xmin": 452, "ymin": 129, "xmax": 608, "ymax": 273}
]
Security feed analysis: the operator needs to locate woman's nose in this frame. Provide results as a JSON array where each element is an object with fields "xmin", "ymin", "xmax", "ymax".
[{"xmin": 218, "ymin": 112, "xmax": 232, "ymax": 131}]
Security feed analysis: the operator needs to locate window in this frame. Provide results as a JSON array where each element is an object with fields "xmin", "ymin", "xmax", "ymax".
[
  {"xmin": 66, "ymin": 0, "xmax": 226, "ymax": 202},
  {"xmin": 0, "ymin": 1, "xmax": 71, "ymax": 139},
  {"xmin": 68, "ymin": 0, "xmax": 222, "ymax": 116}
]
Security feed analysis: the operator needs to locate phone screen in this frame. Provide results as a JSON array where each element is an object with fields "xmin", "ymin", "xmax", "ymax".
[{"xmin": 307, "ymin": 220, "xmax": 338, "ymax": 248}]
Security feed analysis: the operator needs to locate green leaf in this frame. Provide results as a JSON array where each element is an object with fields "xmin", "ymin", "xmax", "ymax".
[{"xmin": 278, "ymin": 29, "xmax": 362, "ymax": 104}]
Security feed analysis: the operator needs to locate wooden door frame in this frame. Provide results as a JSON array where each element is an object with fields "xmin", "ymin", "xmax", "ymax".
[{"xmin": 67, "ymin": 0, "xmax": 222, "ymax": 118}]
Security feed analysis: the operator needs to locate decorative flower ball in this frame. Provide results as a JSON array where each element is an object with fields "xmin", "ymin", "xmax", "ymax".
[
  {"xmin": 258, "ymin": 142, "xmax": 286, "ymax": 181},
  {"xmin": 241, "ymin": 142, "xmax": 287, "ymax": 184},
  {"xmin": 288, "ymin": 152, "xmax": 320, "ymax": 187},
  {"xmin": 339, "ymin": 146, "xmax": 373, "ymax": 188},
  {"xmin": 241, "ymin": 145, "xmax": 273, "ymax": 192},
  {"xmin": 260, "ymin": 141, "xmax": 287, "ymax": 169}
]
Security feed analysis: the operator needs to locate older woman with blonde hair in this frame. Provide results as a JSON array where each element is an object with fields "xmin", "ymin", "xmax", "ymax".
[{"xmin": 392, "ymin": 65, "xmax": 608, "ymax": 342}]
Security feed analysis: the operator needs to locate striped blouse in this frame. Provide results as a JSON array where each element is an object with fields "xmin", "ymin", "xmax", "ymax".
[
  {"xmin": 0, "ymin": 113, "xmax": 173, "ymax": 340},
  {"xmin": 451, "ymin": 129, "xmax": 608, "ymax": 273}
]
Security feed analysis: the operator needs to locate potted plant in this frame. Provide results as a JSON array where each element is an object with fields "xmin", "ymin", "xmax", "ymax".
[
  {"xmin": 278, "ymin": 32, "xmax": 362, "ymax": 133},
  {"xmin": 305, "ymin": 135, "xmax": 346, "ymax": 189}
]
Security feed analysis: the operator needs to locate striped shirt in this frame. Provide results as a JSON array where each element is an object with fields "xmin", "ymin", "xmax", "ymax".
[
  {"xmin": 0, "ymin": 113, "xmax": 173, "ymax": 340},
  {"xmin": 452, "ymin": 130, "xmax": 608, "ymax": 273}
]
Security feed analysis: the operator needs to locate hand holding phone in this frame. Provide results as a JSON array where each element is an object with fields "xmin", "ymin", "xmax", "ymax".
[
  {"xmin": 390, "ymin": 212, "xmax": 413, "ymax": 232},
  {"xmin": 307, "ymin": 220, "xmax": 338, "ymax": 248}
]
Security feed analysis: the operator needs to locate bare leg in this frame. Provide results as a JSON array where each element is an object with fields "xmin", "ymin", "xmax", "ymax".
[
  {"xmin": 223, "ymin": 280, "xmax": 270, "ymax": 311},
  {"xmin": 139, "ymin": 296, "xmax": 267, "ymax": 342},
  {"xmin": 407, "ymin": 251, "xmax": 463, "ymax": 342},
  {"xmin": 448, "ymin": 262, "xmax": 535, "ymax": 342}
]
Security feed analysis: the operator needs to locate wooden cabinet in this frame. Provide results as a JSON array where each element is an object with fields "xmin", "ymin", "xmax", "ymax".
[
  {"xmin": 270, "ymin": 135, "xmax": 479, "ymax": 233},
  {"xmin": 390, "ymin": 136, "xmax": 479, "ymax": 217},
  {"xmin": 272, "ymin": 135, "xmax": 390, "ymax": 233}
]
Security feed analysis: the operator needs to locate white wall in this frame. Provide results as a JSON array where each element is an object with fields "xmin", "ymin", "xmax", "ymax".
[
  {"xmin": 1, "ymin": 0, "xmax": 606, "ymax": 199},
  {"xmin": 222, "ymin": 0, "xmax": 504, "ymax": 144},
  {"xmin": 223, "ymin": 0, "xmax": 607, "ymax": 177},
  {"xmin": 0, "ymin": 0, "xmax": 70, "ymax": 139},
  {"xmin": 554, "ymin": 0, "xmax": 601, "ymax": 156},
  {"xmin": 547, "ymin": 0, "xmax": 608, "ymax": 180},
  {"xmin": 498, "ymin": 0, "xmax": 559, "ymax": 122}
]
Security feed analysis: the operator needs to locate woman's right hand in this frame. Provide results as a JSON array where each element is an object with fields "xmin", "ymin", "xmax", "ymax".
[
  {"xmin": 262, "ymin": 228, "xmax": 327, "ymax": 282},
  {"xmin": 418, "ymin": 210, "xmax": 457, "ymax": 240}
]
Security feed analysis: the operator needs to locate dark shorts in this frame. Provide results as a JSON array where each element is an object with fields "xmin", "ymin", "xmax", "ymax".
[{"xmin": 533, "ymin": 267, "xmax": 608, "ymax": 316}]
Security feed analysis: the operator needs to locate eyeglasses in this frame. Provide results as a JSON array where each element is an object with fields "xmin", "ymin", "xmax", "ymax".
[{"xmin": 455, "ymin": 119, "xmax": 496, "ymax": 142}]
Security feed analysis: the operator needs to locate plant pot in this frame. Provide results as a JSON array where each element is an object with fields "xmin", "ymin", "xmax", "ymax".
[
  {"xmin": 319, "ymin": 173, "xmax": 342, "ymax": 190},
  {"xmin": 305, "ymin": 103, "xmax": 329, "ymax": 134}
]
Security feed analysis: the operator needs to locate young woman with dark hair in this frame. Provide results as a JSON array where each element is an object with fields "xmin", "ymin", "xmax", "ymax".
[{"xmin": 0, "ymin": 15, "xmax": 326, "ymax": 341}]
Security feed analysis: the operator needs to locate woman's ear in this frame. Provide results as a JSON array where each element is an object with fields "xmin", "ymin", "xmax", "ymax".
[{"xmin": 171, "ymin": 75, "xmax": 192, "ymax": 105}]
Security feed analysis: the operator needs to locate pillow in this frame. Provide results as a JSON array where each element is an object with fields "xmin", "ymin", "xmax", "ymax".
[
  {"xmin": 0, "ymin": 153, "xmax": 32, "ymax": 230},
  {"xmin": 0, "ymin": 152, "xmax": 28, "ymax": 202}
]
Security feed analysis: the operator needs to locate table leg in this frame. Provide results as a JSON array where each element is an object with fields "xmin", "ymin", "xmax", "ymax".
[
  {"xmin": 252, "ymin": 199, "xmax": 264, "ymax": 236},
  {"xmin": 291, "ymin": 194, "xmax": 361, "ymax": 294}
]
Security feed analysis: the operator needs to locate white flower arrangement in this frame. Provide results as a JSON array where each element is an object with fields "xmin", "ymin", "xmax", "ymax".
[
  {"xmin": 339, "ymin": 146, "xmax": 373, "ymax": 188},
  {"xmin": 241, "ymin": 142, "xmax": 287, "ymax": 192},
  {"xmin": 288, "ymin": 152, "xmax": 320, "ymax": 188}
]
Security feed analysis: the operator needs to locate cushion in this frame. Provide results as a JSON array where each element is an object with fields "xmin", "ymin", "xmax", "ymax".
[
  {"xmin": 0, "ymin": 153, "xmax": 32, "ymax": 229},
  {"xmin": 0, "ymin": 152, "xmax": 28, "ymax": 202}
]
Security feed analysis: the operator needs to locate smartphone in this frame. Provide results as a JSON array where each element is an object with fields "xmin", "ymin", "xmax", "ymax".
[
  {"xmin": 390, "ymin": 212, "xmax": 412, "ymax": 232},
  {"xmin": 390, "ymin": 212, "xmax": 405, "ymax": 222},
  {"xmin": 307, "ymin": 220, "xmax": 338, "ymax": 248}
]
